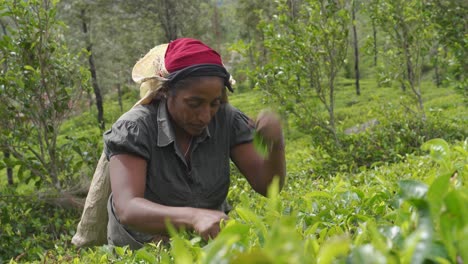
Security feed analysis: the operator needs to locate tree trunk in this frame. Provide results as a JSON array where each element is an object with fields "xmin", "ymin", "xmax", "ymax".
[
  {"xmin": 329, "ymin": 71, "xmax": 339, "ymax": 145},
  {"xmin": 404, "ymin": 44, "xmax": 414, "ymax": 91},
  {"xmin": 433, "ymin": 46, "xmax": 441, "ymax": 87},
  {"xmin": 213, "ymin": 3, "xmax": 221, "ymax": 51},
  {"xmin": 287, "ymin": 0, "xmax": 299, "ymax": 18},
  {"xmin": 0, "ymin": 19, "xmax": 6, "ymax": 36},
  {"xmin": 352, "ymin": 2, "xmax": 360, "ymax": 96},
  {"xmin": 158, "ymin": 0, "xmax": 179, "ymax": 41},
  {"xmin": 401, "ymin": 21, "xmax": 425, "ymax": 120},
  {"xmin": 117, "ymin": 83, "xmax": 123, "ymax": 113},
  {"xmin": 81, "ymin": 9, "xmax": 105, "ymax": 130},
  {"xmin": 399, "ymin": 16, "xmax": 412, "ymax": 93},
  {"xmin": 4, "ymin": 151, "xmax": 13, "ymax": 185},
  {"xmin": 372, "ymin": 19, "xmax": 377, "ymax": 67},
  {"xmin": 1, "ymin": 21, "xmax": 13, "ymax": 186}
]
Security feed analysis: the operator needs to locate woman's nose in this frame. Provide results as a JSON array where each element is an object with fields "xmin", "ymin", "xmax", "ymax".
[{"xmin": 198, "ymin": 105, "xmax": 211, "ymax": 124}]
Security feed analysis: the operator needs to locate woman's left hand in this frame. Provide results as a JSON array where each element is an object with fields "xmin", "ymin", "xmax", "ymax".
[
  {"xmin": 231, "ymin": 109, "xmax": 286, "ymax": 196},
  {"xmin": 255, "ymin": 110, "xmax": 284, "ymax": 149}
]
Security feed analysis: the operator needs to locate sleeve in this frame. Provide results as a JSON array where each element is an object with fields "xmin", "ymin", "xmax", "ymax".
[
  {"xmin": 103, "ymin": 119, "xmax": 151, "ymax": 161},
  {"xmin": 229, "ymin": 106, "xmax": 255, "ymax": 148}
]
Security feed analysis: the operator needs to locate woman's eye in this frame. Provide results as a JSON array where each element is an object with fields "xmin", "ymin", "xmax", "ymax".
[
  {"xmin": 187, "ymin": 101, "xmax": 202, "ymax": 108},
  {"xmin": 211, "ymin": 99, "xmax": 221, "ymax": 107}
]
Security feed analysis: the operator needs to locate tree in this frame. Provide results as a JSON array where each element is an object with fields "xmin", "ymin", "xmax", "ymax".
[
  {"xmin": 362, "ymin": 0, "xmax": 379, "ymax": 68},
  {"xmin": 0, "ymin": 18, "xmax": 14, "ymax": 185},
  {"xmin": 58, "ymin": 0, "xmax": 218, "ymax": 119},
  {"xmin": 426, "ymin": 0, "xmax": 467, "ymax": 97},
  {"xmin": 233, "ymin": 0, "xmax": 277, "ymax": 66},
  {"xmin": 351, "ymin": 0, "xmax": 360, "ymax": 95},
  {"xmin": 119, "ymin": 0, "xmax": 213, "ymax": 43},
  {"xmin": 370, "ymin": 0, "xmax": 433, "ymax": 119},
  {"xmin": 255, "ymin": 0, "xmax": 350, "ymax": 143},
  {"xmin": 0, "ymin": 0, "xmax": 89, "ymax": 188},
  {"xmin": 79, "ymin": 7, "xmax": 104, "ymax": 130}
]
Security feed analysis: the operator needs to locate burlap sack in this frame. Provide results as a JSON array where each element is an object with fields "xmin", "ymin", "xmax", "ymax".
[
  {"xmin": 71, "ymin": 44, "xmax": 169, "ymax": 248},
  {"xmin": 71, "ymin": 151, "xmax": 111, "ymax": 247}
]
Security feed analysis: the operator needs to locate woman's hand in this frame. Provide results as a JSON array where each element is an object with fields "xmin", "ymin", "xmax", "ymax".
[
  {"xmin": 255, "ymin": 110, "xmax": 284, "ymax": 150},
  {"xmin": 230, "ymin": 109, "xmax": 286, "ymax": 196},
  {"xmin": 190, "ymin": 208, "xmax": 228, "ymax": 240}
]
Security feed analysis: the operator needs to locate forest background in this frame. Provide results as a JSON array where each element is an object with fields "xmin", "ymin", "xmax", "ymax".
[{"xmin": 0, "ymin": 0, "xmax": 467, "ymax": 263}]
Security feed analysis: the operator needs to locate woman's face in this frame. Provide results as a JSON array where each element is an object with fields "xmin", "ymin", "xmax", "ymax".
[{"xmin": 167, "ymin": 76, "xmax": 224, "ymax": 136}]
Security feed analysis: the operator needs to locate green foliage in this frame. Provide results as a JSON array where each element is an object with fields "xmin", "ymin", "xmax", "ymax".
[
  {"xmin": 0, "ymin": 189, "xmax": 80, "ymax": 263},
  {"xmin": 0, "ymin": 0, "xmax": 91, "ymax": 188},
  {"xmin": 425, "ymin": 0, "xmax": 468, "ymax": 95},
  {"xmin": 229, "ymin": 0, "xmax": 276, "ymax": 86},
  {"xmin": 0, "ymin": 0, "xmax": 466, "ymax": 262},
  {"xmin": 366, "ymin": 0, "xmax": 434, "ymax": 117},
  {"xmin": 275, "ymin": 80, "xmax": 467, "ymax": 176},
  {"xmin": 1, "ymin": 83, "xmax": 466, "ymax": 262},
  {"xmin": 252, "ymin": 0, "xmax": 350, "ymax": 141},
  {"xmin": 333, "ymin": 103, "xmax": 467, "ymax": 173},
  {"xmin": 22, "ymin": 138, "xmax": 460, "ymax": 264}
]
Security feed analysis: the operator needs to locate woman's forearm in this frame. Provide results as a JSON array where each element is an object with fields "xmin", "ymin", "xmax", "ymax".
[
  {"xmin": 116, "ymin": 197, "xmax": 228, "ymax": 240},
  {"xmin": 116, "ymin": 197, "xmax": 194, "ymax": 234},
  {"xmin": 258, "ymin": 141, "xmax": 286, "ymax": 195}
]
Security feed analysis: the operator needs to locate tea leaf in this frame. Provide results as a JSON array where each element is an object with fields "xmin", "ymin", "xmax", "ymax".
[
  {"xmin": 399, "ymin": 180, "xmax": 428, "ymax": 200},
  {"xmin": 317, "ymin": 235, "xmax": 351, "ymax": 264},
  {"xmin": 135, "ymin": 248, "xmax": 157, "ymax": 263},
  {"xmin": 253, "ymin": 131, "xmax": 268, "ymax": 158}
]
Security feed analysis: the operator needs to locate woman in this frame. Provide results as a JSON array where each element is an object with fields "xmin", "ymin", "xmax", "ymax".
[{"xmin": 104, "ymin": 38, "xmax": 285, "ymax": 248}]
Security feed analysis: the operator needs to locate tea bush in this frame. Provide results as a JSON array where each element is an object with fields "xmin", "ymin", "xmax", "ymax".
[
  {"xmin": 8, "ymin": 138, "xmax": 461, "ymax": 263},
  {"xmin": 337, "ymin": 105, "xmax": 467, "ymax": 172},
  {"xmin": 298, "ymin": 91, "xmax": 467, "ymax": 177},
  {"xmin": 2, "ymin": 83, "xmax": 466, "ymax": 263},
  {"xmin": 0, "ymin": 189, "xmax": 80, "ymax": 263}
]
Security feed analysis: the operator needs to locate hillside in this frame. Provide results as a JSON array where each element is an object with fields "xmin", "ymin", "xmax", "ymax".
[{"xmin": 1, "ymin": 79, "xmax": 466, "ymax": 263}]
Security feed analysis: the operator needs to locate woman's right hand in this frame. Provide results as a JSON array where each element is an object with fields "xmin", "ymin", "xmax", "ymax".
[{"xmin": 190, "ymin": 208, "xmax": 228, "ymax": 240}]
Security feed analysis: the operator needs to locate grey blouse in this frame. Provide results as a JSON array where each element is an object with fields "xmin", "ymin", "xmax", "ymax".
[{"xmin": 103, "ymin": 99, "xmax": 253, "ymax": 246}]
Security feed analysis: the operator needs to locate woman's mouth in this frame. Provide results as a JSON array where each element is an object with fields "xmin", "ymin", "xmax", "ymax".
[{"xmin": 188, "ymin": 124, "xmax": 206, "ymax": 134}]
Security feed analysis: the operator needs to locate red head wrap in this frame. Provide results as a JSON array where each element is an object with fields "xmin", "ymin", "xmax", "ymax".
[{"xmin": 164, "ymin": 38, "xmax": 223, "ymax": 72}]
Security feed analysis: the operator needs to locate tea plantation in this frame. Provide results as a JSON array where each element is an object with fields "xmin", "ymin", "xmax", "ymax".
[{"xmin": 1, "ymin": 81, "xmax": 466, "ymax": 263}]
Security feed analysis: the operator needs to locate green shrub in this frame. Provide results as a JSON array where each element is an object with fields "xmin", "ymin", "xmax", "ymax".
[
  {"xmin": 0, "ymin": 188, "xmax": 80, "ymax": 262},
  {"xmin": 3, "ymin": 139, "xmax": 466, "ymax": 263},
  {"xmin": 306, "ymin": 103, "xmax": 467, "ymax": 176},
  {"xmin": 53, "ymin": 139, "xmax": 466, "ymax": 263}
]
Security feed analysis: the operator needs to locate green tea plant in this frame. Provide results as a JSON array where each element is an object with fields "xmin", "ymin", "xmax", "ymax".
[
  {"xmin": 336, "ymin": 104, "xmax": 467, "ymax": 172},
  {"xmin": 6, "ymin": 138, "xmax": 461, "ymax": 263},
  {"xmin": 2, "ymin": 80, "xmax": 465, "ymax": 263},
  {"xmin": 0, "ymin": 190, "xmax": 80, "ymax": 263}
]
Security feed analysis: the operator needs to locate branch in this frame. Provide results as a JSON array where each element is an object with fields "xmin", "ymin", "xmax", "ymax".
[
  {"xmin": 5, "ymin": 145, "xmax": 47, "ymax": 181},
  {"xmin": 0, "ymin": 19, "xmax": 7, "ymax": 36}
]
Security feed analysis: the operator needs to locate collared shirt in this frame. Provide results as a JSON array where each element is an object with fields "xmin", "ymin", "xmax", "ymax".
[{"xmin": 103, "ymin": 99, "xmax": 253, "ymax": 245}]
